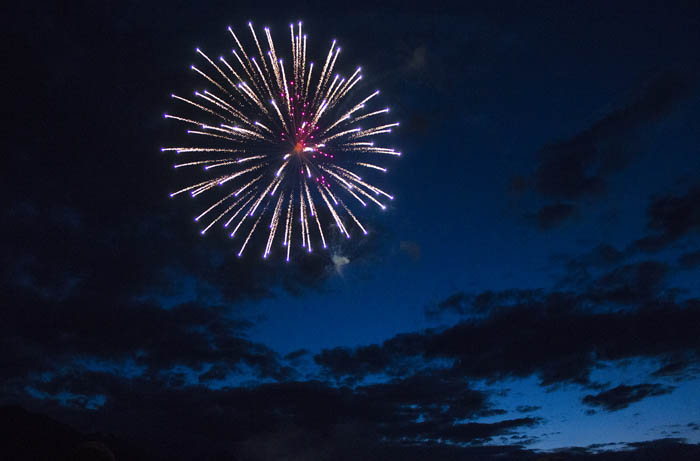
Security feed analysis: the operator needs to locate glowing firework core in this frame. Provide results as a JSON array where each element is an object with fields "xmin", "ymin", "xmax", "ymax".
[{"xmin": 164, "ymin": 21, "xmax": 400, "ymax": 261}]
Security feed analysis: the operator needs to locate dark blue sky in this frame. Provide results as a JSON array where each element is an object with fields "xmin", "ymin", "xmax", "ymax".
[{"xmin": 3, "ymin": 1, "xmax": 700, "ymax": 459}]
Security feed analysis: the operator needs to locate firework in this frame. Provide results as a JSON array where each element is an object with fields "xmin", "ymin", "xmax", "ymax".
[{"xmin": 163, "ymin": 22, "xmax": 400, "ymax": 260}]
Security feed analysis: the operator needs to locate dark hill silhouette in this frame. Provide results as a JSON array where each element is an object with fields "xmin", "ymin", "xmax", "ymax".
[
  {"xmin": 2, "ymin": 404, "xmax": 700, "ymax": 460},
  {"xmin": 0, "ymin": 405, "xmax": 143, "ymax": 461},
  {"xmin": 1, "ymin": 405, "xmax": 81, "ymax": 461}
]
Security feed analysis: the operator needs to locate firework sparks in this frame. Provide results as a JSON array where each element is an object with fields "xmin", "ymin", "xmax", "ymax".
[{"xmin": 164, "ymin": 21, "xmax": 399, "ymax": 260}]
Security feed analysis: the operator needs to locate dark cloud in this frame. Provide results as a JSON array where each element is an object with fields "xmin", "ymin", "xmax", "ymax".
[
  {"xmin": 2, "ymin": 369, "xmax": 535, "ymax": 460},
  {"xmin": 533, "ymin": 203, "xmax": 576, "ymax": 230},
  {"xmin": 566, "ymin": 244, "xmax": 627, "ymax": 270},
  {"xmin": 647, "ymin": 185, "xmax": 700, "ymax": 238},
  {"xmin": 0, "ymin": 284, "xmax": 293, "ymax": 387},
  {"xmin": 558, "ymin": 244, "xmax": 630, "ymax": 289},
  {"xmin": 586, "ymin": 261, "xmax": 670, "ymax": 305},
  {"xmin": 399, "ymin": 417, "xmax": 541, "ymax": 444},
  {"xmin": 284, "ymin": 348, "xmax": 310, "ymax": 361},
  {"xmin": 532, "ymin": 71, "xmax": 696, "ymax": 201},
  {"xmin": 678, "ymin": 250, "xmax": 700, "ymax": 269},
  {"xmin": 582, "ymin": 383, "xmax": 675, "ymax": 412},
  {"xmin": 635, "ymin": 185, "xmax": 700, "ymax": 252},
  {"xmin": 197, "ymin": 364, "xmax": 229, "ymax": 383},
  {"xmin": 650, "ymin": 357, "xmax": 699, "ymax": 381},
  {"xmin": 427, "ymin": 291, "xmax": 470, "ymax": 316},
  {"xmin": 427, "ymin": 289, "xmax": 542, "ymax": 318},
  {"xmin": 317, "ymin": 292, "xmax": 700, "ymax": 386},
  {"xmin": 0, "ymin": 405, "xmax": 131, "ymax": 461},
  {"xmin": 515, "ymin": 405, "xmax": 541, "ymax": 414},
  {"xmin": 517, "ymin": 71, "xmax": 697, "ymax": 229},
  {"xmin": 557, "ymin": 257, "xmax": 672, "ymax": 307},
  {"xmin": 651, "ymin": 360, "xmax": 689, "ymax": 377},
  {"xmin": 2, "ymin": 197, "xmax": 336, "ymax": 307},
  {"xmin": 551, "ymin": 438, "xmax": 700, "ymax": 460},
  {"xmin": 4, "ymin": 403, "xmax": 700, "ymax": 460}
]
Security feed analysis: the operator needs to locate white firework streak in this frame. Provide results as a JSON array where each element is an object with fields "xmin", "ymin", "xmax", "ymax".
[
  {"xmin": 264, "ymin": 191, "xmax": 285, "ymax": 258},
  {"xmin": 165, "ymin": 22, "xmax": 399, "ymax": 260}
]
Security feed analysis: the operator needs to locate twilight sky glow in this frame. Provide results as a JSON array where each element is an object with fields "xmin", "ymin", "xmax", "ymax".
[{"xmin": 3, "ymin": 1, "xmax": 700, "ymax": 460}]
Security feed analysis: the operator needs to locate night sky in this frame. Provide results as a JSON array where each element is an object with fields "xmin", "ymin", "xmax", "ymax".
[{"xmin": 3, "ymin": 1, "xmax": 700, "ymax": 460}]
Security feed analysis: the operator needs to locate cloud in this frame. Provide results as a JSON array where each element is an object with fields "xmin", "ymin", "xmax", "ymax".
[
  {"xmin": 516, "ymin": 71, "xmax": 697, "ymax": 229},
  {"xmin": 4, "ymin": 369, "xmax": 536, "ymax": 459},
  {"xmin": 470, "ymin": 290, "xmax": 542, "ymax": 311},
  {"xmin": 586, "ymin": 261, "xmax": 669, "ymax": 305},
  {"xmin": 317, "ymin": 292, "xmax": 700, "ymax": 386},
  {"xmin": 394, "ymin": 417, "xmax": 541, "ymax": 444},
  {"xmin": 532, "ymin": 203, "xmax": 576, "ymax": 230},
  {"xmin": 0, "ymin": 284, "xmax": 293, "ymax": 386},
  {"xmin": 399, "ymin": 240, "xmax": 422, "ymax": 261},
  {"xmin": 561, "ymin": 244, "xmax": 627, "ymax": 275},
  {"xmin": 5, "ymin": 403, "xmax": 700, "ymax": 460},
  {"xmin": 515, "ymin": 405, "xmax": 541, "ymax": 414},
  {"xmin": 678, "ymin": 250, "xmax": 700, "ymax": 269},
  {"xmin": 427, "ymin": 289, "xmax": 544, "ymax": 318},
  {"xmin": 551, "ymin": 438, "xmax": 700, "ymax": 459},
  {"xmin": 4, "ymin": 4, "xmax": 700, "ymax": 460},
  {"xmin": 404, "ymin": 46, "xmax": 427, "ymax": 71},
  {"xmin": 635, "ymin": 185, "xmax": 700, "ymax": 252},
  {"xmin": 7, "ymin": 198, "xmax": 697, "ymax": 457},
  {"xmin": 556, "ymin": 244, "xmax": 631, "ymax": 289},
  {"xmin": 582, "ymin": 383, "xmax": 675, "ymax": 411},
  {"xmin": 533, "ymin": 71, "xmax": 695, "ymax": 201},
  {"xmin": 650, "ymin": 357, "xmax": 700, "ymax": 381},
  {"xmin": 284, "ymin": 349, "xmax": 310, "ymax": 361},
  {"xmin": 427, "ymin": 291, "xmax": 470, "ymax": 317},
  {"xmin": 569, "ymin": 244, "xmax": 627, "ymax": 268}
]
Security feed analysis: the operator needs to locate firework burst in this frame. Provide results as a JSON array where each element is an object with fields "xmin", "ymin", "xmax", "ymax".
[{"xmin": 163, "ymin": 22, "xmax": 400, "ymax": 261}]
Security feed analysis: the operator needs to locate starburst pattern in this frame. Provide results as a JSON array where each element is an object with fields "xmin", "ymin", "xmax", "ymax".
[{"xmin": 163, "ymin": 22, "xmax": 400, "ymax": 260}]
